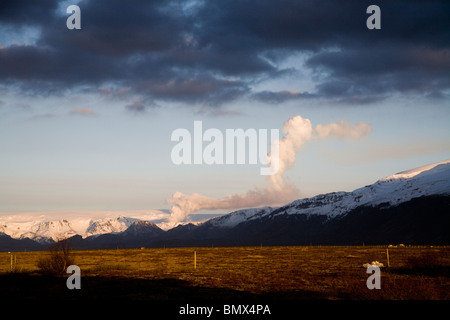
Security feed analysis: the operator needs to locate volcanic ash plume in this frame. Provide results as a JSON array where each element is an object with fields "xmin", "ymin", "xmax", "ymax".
[
  {"xmin": 268, "ymin": 115, "xmax": 313, "ymax": 191},
  {"xmin": 314, "ymin": 119, "xmax": 372, "ymax": 140},
  {"xmin": 166, "ymin": 115, "xmax": 371, "ymax": 225},
  {"xmin": 166, "ymin": 184, "xmax": 299, "ymax": 225}
]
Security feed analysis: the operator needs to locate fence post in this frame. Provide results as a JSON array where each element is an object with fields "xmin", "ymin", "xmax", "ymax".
[
  {"xmin": 386, "ymin": 248, "xmax": 390, "ymax": 268},
  {"xmin": 10, "ymin": 254, "xmax": 16, "ymax": 272}
]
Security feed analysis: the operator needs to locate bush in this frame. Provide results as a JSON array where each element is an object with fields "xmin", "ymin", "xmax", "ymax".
[{"xmin": 37, "ymin": 239, "xmax": 75, "ymax": 275}]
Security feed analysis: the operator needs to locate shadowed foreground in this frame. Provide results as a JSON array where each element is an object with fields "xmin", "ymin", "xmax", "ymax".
[{"xmin": 1, "ymin": 246, "xmax": 449, "ymax": 302}]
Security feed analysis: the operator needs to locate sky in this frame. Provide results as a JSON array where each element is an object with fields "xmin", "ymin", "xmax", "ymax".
[{"xmin": 0, "ymin": 0, "xmax": 449, "ymax": 221}]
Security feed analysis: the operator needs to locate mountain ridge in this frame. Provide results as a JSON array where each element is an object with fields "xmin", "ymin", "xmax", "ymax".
[{"xmin": 1, "ymin": 159, "xmax": 449, "ymax": 250}]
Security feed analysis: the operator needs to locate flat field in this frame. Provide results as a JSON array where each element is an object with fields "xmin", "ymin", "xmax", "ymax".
[{"xmin": 1, "ymin": 246, "xmax": 449, "ymax": 300}]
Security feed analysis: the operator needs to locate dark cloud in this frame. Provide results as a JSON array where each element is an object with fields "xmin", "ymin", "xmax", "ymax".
[
  {"xmin": 125, "ymin": 99, "xmax": 148, "ymax": 113},
  {"xmin": 136, "ymin": 75, "xmax": 249, "ymax": 102},
  {"xmin": 0, "ymin": 0, "xmax": 59, "ymax": 25},
  {"xmin": 194, "ymin": 0, "xmax": 450, "ymax": 103},
  {"xmin": 307, "ymin": 46, "xmax": 450, "ymax": 102},
  {"xmin": 251, "ymin": 90, "xmax": 316, "ymax": 104},
  {"xmin": 39, "ymin": 0, "xmax": 187, "ymax": 56},
  {"xmin": 0, "ymin": 0, "xmax": 449, "ymax": 108}
]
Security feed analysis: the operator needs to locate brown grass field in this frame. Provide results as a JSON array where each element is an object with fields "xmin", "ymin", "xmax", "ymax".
[{"xmin": 1, "ymin": 246, "xmax": 449, "ymax": 301}]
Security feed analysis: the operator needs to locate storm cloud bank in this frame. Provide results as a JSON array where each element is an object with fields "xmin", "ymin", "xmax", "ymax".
[{"xmin": 1, "ymin": 0, "xmax": 449, "ymax": 109}]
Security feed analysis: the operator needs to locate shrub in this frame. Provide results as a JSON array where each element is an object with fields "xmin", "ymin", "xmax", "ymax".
[{"xmin": 37, "ymin": 239, "xmax": 75, "ymax": 275}]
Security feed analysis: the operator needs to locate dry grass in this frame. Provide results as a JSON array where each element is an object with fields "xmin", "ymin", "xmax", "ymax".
[{"xmin": 1, "ymin": 246, "xmax": 449, "ymax": 300}]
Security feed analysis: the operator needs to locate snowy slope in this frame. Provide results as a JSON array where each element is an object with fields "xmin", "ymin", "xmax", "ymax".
[
  {"xmin": 204, "ymin": 159, "xmax": 450, "ymax": 227},
  {"xmin": 383, "ymin": 159, "xmax": 450, "ymax": 180},
  {"xmin": 0, "ymin": 210, "xmax": 168, "ymax": 243},
  {"xmin": 21, "ymin": 220, "xmax": 78, "ymax": 243},
  {"xmin": 84, "ymin": 216, "xmax": 138, "ymax": 238},
  {"xmin": 203, "ymin": 206, "xmax": 274, "ymax": 229},
  {"xmin": 273, "ymin": 159, "xmax": 450, "ymax": 219}
]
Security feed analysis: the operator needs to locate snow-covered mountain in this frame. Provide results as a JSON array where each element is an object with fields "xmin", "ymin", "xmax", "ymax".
[
  {"xmin": 0, "ymin": 159, "xmax": 449, "ymax": 248},
  {"xmin": 0, "ymin": 211, "xmax": 168, "ymax": 243},
  {"xmin": 199, "ymin": 159, "xmax": 450, "ymax": 228},
  {"xmin": 21, "ymin": 220, "xmax": 78, "ymax": 243},
  {"xmin": 203, "ymin": 207, "xmax": 275, "ymax": 229},
  {"xmin": 84, "ymin": 216, "xmax": 138, "ymax": 238},
  {"xmin": 271, "ymin": 159, "xmax": 450, "ymax": 218}
]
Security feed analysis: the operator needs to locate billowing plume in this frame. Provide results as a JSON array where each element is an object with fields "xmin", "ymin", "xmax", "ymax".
[
  {"xmin": 268, "ymin": 115, "xmax": 313, "ymax": 191},
  {"xmin": 315, "ymin": 119, "xmax": 372, "ymax": 140},
  {"xmin": 166, "ymin": 184, "xmax": 299, "ymax": 226},
  {"xmin": 166, "ymin": 115, "xmax": 371, "ymax": 225}
]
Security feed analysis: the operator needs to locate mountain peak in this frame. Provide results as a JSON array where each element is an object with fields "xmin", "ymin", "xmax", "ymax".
[
  {"xmin": 381, "ymin": 159, "xmax": 450, "ymax": 181},
  {"xmin": 122, "ymin": 220, "xmax": 163, "ymax": 236}
]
